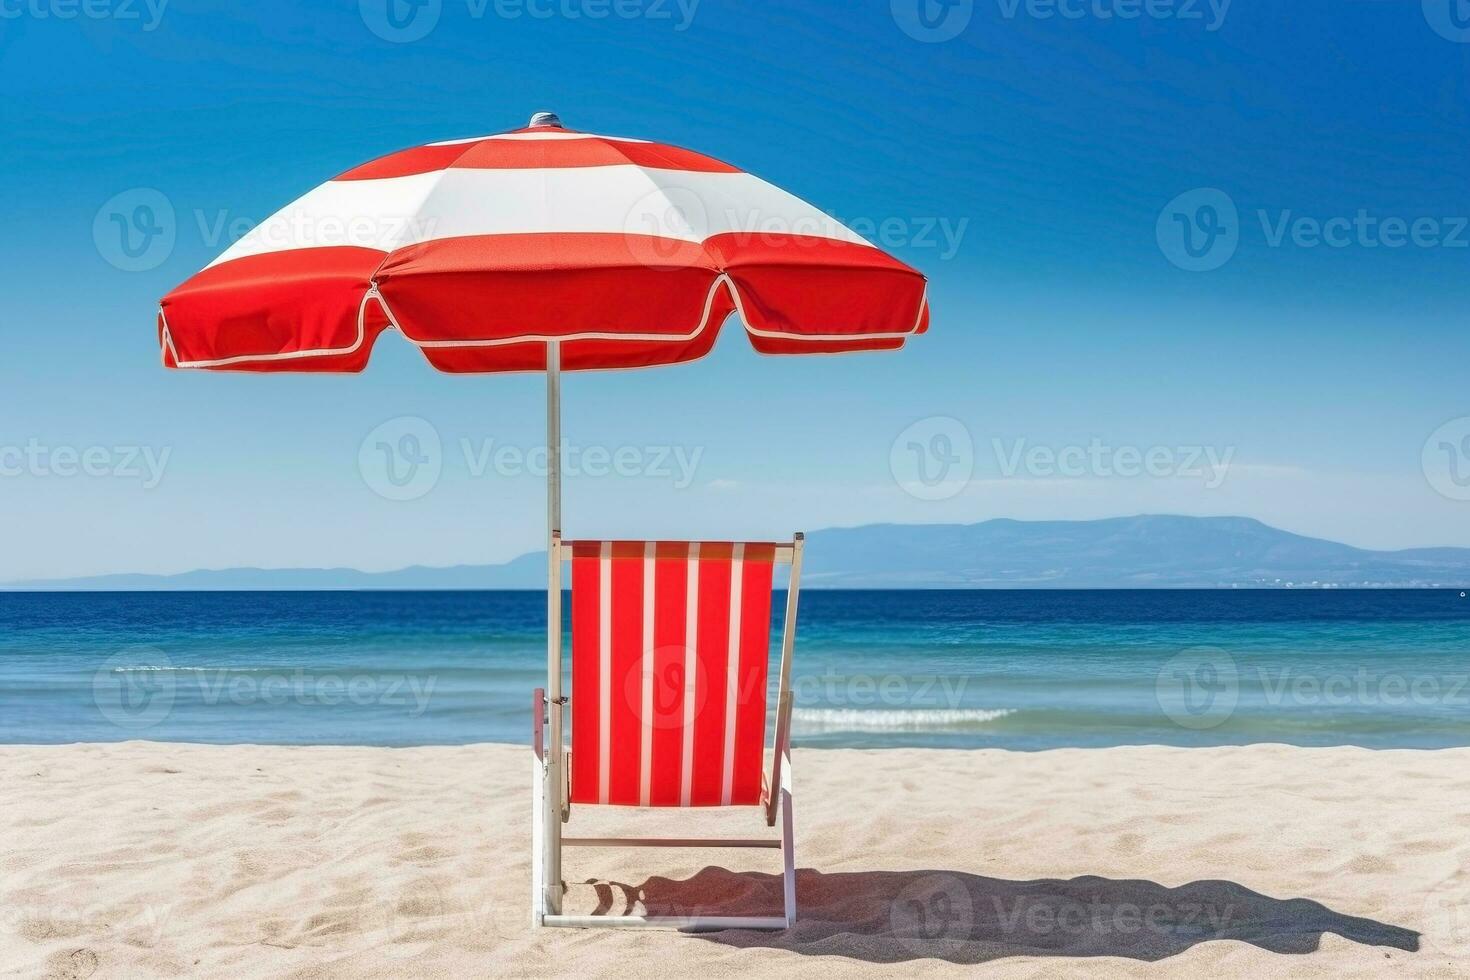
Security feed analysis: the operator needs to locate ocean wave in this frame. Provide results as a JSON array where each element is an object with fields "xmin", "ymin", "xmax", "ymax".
[
  {"xmin": 111, "ymin": 665, "xmax": 211, "ymax": 672},
  {"xmin": 791, "ymin": 707, "xmax": 1016, "ymax": 732},
  {"xmin": 110, "ymin": 665, "xmax": 287, "ymax": 673}
]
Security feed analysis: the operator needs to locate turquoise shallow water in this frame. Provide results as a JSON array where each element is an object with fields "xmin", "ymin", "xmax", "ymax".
[{"xmin": 1, "ymin": 590, "xmax": 1467, "ymax": 749}]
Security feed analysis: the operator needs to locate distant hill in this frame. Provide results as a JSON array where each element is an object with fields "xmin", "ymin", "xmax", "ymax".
[
  {"xmin": 6, "ymin": 517, "xmax": 1469, "ymax": 591},
  {"xmin": 798, "ymin": 516, "xmax": 1470, "ymax": 588},
  {"xmin": 2, "ymin": 553, "xmax": 547, "ymax": 592}
]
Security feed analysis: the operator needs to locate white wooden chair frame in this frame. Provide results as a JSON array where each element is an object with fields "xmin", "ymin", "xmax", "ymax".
[{"xmin": 532, "ymin": 533, "xmax": 804, "ymax": 930}]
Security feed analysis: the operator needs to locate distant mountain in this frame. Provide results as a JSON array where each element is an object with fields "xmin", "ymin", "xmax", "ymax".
[
  {"xmin": 798, "ymin": 516, "xmax": 1470, "ymax": 588},
  {"xmin": 6, "ymin": 517, "xmax": 1469, "ymax": 591},
  {"xmin": 4, "ymin": 554, "xmax": 546, "ymax": 592}
]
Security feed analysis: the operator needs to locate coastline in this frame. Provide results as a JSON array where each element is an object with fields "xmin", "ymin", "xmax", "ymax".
[
  {"xmin": 5, "ymin": 742, "xmax": 1467, "ymax": 977},
  {"xmin": 9, "ymin": 590, "xmax": 1470, "ymax": 751}
]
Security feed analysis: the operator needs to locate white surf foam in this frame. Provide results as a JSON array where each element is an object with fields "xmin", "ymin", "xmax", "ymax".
[{"xmin": 791, "ymin": 707, "xmax": 1016, "ymax": 733}]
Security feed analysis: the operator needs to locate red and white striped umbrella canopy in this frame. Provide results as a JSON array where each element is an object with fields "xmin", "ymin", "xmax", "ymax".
[{"xmin": 158, "ymin": 112, "xmax": 929, "ymax": 373}]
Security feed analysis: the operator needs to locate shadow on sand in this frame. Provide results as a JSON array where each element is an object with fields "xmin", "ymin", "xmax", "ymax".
[{"xmin": 592, "ymin": 867, "xmax": 1420, "ymax": 963}]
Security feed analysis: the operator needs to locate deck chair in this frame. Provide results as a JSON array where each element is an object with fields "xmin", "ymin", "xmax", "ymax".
[{"xmin": 532, "ymin": 534, "xmax": 803, "ymax": 930}]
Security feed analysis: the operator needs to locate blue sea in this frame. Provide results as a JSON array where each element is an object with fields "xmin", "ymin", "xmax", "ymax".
[{"xmin": 2, "ymin": 590, "xmax": 1468, "ymax": 750}]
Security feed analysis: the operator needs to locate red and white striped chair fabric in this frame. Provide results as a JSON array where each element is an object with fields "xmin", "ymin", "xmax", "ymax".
[{"xmin": 569, "ymin": 540, "xmax": 777, "ymax": 808}]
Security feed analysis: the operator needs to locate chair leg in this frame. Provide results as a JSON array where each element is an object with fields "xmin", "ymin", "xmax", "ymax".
[
  {"xmin": 531, "ymin": 688, "xmax": 546, "ymax": 927},
  {"xmin": 541, "ymin": 780, "xmax": 796, "ymax": 931},
  {"xmin": 780, "ymin": 750, "xmax": 796, "ymax": 926}
]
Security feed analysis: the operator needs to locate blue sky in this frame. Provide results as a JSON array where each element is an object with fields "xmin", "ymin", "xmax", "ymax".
[{"xmin": 2, "ymin": 0, "xmax": 1469, "ymax": 580}]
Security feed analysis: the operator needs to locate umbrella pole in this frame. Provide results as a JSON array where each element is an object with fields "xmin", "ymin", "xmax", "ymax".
[{"xmin": 544, "ymin": 341, "xmax": 564, "ymax": 915}]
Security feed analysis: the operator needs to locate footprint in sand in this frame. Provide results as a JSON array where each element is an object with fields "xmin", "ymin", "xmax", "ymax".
[
  {"xmin": 1346, "ymin": 854, "xmax": 1395, "ymax": 875},
  {"xmin": 44, "ymin": 947, "xmax": 98, "ymax": 980}
]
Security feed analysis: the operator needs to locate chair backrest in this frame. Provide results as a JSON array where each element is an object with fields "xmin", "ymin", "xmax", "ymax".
[{"xmin": 568, "ymin": 540, "xmax": 788, "ymax": 807}]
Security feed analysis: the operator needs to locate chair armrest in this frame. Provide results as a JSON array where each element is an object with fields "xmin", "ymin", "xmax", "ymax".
[
  {"xmin": 765, "ymin": 746, "xmax": 792, "ymax": 826},
  {"xmin": 533, "ymin": 687, "xmax": 545, "ymax": 761}
]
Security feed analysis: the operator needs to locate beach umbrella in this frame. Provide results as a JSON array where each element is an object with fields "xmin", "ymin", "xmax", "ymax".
[{"xmin": 155, "ymin": 111, "xmax": 929, "ymax": 913}]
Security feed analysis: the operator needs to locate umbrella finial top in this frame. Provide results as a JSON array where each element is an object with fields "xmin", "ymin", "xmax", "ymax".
[{"xmin": 528, "ymin": 111, "xmax": 563, "ymax": 129}]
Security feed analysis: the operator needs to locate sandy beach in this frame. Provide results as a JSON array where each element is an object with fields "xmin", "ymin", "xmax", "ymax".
[{"xmin": 4, "ymin": 742, "xmax": 1468, "ymax": 978}]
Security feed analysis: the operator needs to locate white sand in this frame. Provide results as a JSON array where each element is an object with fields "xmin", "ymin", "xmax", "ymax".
[{"xmin": 4, "ymin": 742, "xmax": 1468, "ymax": 978}]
